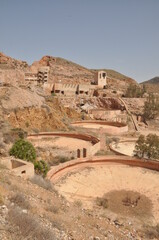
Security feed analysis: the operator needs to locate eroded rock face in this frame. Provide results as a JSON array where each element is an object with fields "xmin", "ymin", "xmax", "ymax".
[{"xmin": 0, "ymin": 52, "xmax": 29, "ymax": 70}]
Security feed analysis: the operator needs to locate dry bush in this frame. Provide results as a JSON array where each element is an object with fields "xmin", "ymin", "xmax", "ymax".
[
  {"xmin": 96, "ymin": 197, "xmax": 108, "ymax": 209},
  {"xmin": 48, "ymin": 155, "xmax": 71, "ymax": 166},
  {"xmin": 0, "ymin": 194, "xmax": 4, "ymax": 205},
  {"xmin": 8, "ymin": 207, "xmax": 57, "ymax": 240},
  {"xmin": 45, "ymin": 205, "xmax": 59, "ymax": 214},
  {"xmin": 10, "ymin": 193, "xmax": 30, "ymax": 209},
  {"xmin": 30, "ymin": 175, "xmax": 57, "ymax": 193},
  {"xmin": 143, "ymin": 224, "xmax": 159, "ymax": 239},
  {"xmin": 74, "ymin": 199, "xmax": 82, "ymax": 208}
]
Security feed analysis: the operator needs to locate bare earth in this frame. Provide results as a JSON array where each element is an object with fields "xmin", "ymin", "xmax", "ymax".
[
  {"xmin": 72, "ymin": 123, "xmax": 114, "ymax": 129},
  {"xmin": 30, "ymin": 136, "xmax": 92, "ymax": 150},
  {"xmin": 55, "ymin": 164, "xmax": 159, "ymax": 224},
  {"xmin": 112, "ymin": 142, "xmax": 136, "ymax": 156}
]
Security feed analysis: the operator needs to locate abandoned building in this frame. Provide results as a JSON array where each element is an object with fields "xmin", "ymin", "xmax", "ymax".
[
  {"xmin": 52, "ymin": 83, "xmax": 78, "ymax": 96},
  {"xmin": 51, "ymin": 70, "xmax": 107, "ymax": 96},
  {"xmin": 25, "ymin": 66, "xmax": 50, "ymax": 86},
  {"xmin": 37, "ymin": 66, "xmax": 49, "ymax": 85},
  {"xmin": 93, "ymin": 71, "xmax": 107, "ymax": 89},
  {"xmin": 24, "ymin": 69, "xmax": 107, "ymax": 97},
  {"xmin": 25, "ymin": 72, "xmax": 38, "ymax": 85}
]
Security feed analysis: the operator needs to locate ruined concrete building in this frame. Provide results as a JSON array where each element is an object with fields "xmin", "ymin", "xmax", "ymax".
[
  {"xmin": 93, "ymin": 71, "xmax": 107, "ymax": 88},
  {"xmin": 25, "ymin": 69, "xmax": 107, "ymax": 97},
  {"xmin": 25, "ymin": 66, "xmax": 50, "ymax": 86},
  {"xmin": 51, "ymin": 70, "xmax": 107, "ymax": 96}
]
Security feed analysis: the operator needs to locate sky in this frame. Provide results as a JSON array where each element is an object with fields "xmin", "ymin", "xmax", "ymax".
[{"xmin": 0, "ymin": 0, "xmax": 159, "ymax": 83}]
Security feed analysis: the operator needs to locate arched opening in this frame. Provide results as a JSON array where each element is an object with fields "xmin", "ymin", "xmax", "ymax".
[
  {"xmin": 77, "ymin": 149, "xmax": 81, "ymax": 158},
  {"xmin": 83, "ymin": 148, "xmax": 87, "ymax": 158}
]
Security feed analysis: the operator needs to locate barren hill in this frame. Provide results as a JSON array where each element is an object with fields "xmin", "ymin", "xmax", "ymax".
[
  {"xmin": 141, "ymin": 76, "xmax": 159, "ymax": 85},
  {"xmin": 31, "ymin": 55, "xmax": 137, "ymax": 88},
  {"xmin": 0, "ymin": 52, "xmax": 137, "ymax": 91},
  {"xmin": 140, "ymin": 77, "xmax": 159, "ymax": 93},
  {"xmin": 0, "ymin": 52, "xmax": 29, "ymax": 70}
]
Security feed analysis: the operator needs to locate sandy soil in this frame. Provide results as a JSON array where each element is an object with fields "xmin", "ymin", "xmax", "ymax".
[
  {"xmin": 112, "ymin": 142, "xmax": 136, "ymax": 156},
  {"xmin": 55, "ymin": 164, "xmax": 159, "ymax": 224},
  {"xmin": 30, "ymin": 136, "xmax": 92, "ymax": 151},
  {"xmin": 72, "ymin": 123, "xmax": 114, "ymax": 129}
]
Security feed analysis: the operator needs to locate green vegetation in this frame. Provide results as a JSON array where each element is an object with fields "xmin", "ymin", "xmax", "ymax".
[
  {"xmin": 34, "ymin": 160, "xmax": 49, "ymax": 177},
  {"xmin": 10, "ymin": 139, "xmax": 49, "ymax": 177},
  {"xmin": 125, "ymin": 84, "xmax": 146, "ymax": 98},
  {"xmin": 51, "ymin": 92, "xmax": 56, "ymax": 97},
  {"xmin": 143, "ymin": 94, "xmax": 159, "ymax": 120},
  {"xmin": 134, "ymin": 134, "xmax": 159, "ymax": 159},
  {"xmin": 9, "ymin": 139, "xmax": 36, "ymax": 163}
]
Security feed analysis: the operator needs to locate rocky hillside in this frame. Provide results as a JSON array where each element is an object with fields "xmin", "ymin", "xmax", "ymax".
[
  {"xmin": 0, "ymin": 85, "xmax": 82, "ymax": 134},
  {"xmin": 141, "ymin": 77, "xmax": 159, "ymax": 85},
  {"xmin": 0, "ymin": 164, "xmax": 156, "ymax": 240},
  {"xmin": 0, "ymin": 52, "xmax": 138, "ymax": 92},
  {"xmin": 0, "ymin": 52, "xmax": 29, "ymax": 85},
  {"xmin": 32, "ymin": 55, "xmax": 137, "ymax": 89},
  {"xmin": 0, "ymin": 52, "xmax": 29, "ymax": 70},
  {"xmin": 140, "ymin": 77, "xmax": 159, "ymax": 93}
]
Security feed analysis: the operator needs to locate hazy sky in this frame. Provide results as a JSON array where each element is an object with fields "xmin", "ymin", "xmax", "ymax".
[{"xmin": 0, "ymin": 0, "xmax": 159, "ymax": 82}]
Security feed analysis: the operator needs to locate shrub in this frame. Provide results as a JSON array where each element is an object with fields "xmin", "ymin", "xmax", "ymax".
[
  {"xmin": 125, "ymin": 84, "xmax": 146, "ymax": 98},
  {"xmin": 143, "ymin": 94, "xmax": 159, "ymax": 120},
  {"xmin": 96, "ymin": 197, "xmax": 108, "ymax": 208},
  {"xmin": 0, "ymin": 194, "xmax": 4, "ymax": 205},
  {"xmin": 74, "ymin": 200, "xmax": 82, "ymax": 207},
  {"xmin": 45, "ymin": 205, "xmax": 59, "ymax": 214},
  {"xmin": 134, "ymin": 134, "xmax": 159, "ymax": 159},
  {"xmin": 9, "ymin": 139, "xmax": 36, "ymax": 163},
  {"xmin": 143, "ymin": 224, "xmax": 159, "ymax": 239},
  {"xmin": 34, "ymin": 160, "xmax": 49, "ymax": 178},
  {"xmin": 10, "ymin": 193, "xmax": 30, "ymax": 209},
  {"xmin": 8, "ymin": 207, "xmax": 56, "ymax": 240},
  {"xmin": 30, "ymin": 175, "xmax": 54, "ymax": 192}
]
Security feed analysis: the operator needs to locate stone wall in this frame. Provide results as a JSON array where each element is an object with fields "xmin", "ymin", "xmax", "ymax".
[
  {"xmin": 47, "ymin": 155, "xmax": 159, "ymax": 183},
  {"xmin": 0, "ymin": 157, "xmax": 34, "ymax": 179},
  {"xmin": 71, "ymin": 121, "xmax": 128, "ymax": 135}
]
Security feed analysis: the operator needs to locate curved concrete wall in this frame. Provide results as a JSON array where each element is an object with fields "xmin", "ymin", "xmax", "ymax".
[
  {"xmin": 71, "ymin": 121, "xmax": 128, "ymax": 135},
  {"xmin": 28, "ymin": 132, "xmax": 99, "ymax": 144},
  {"xmin": 109, "ymin": 140, "xmax": 136, "ymax": 156},
  {"xmin": 0, "ymin": 157, "xmax": 34, "ymax": 179},
  {"xmin": 28, "ymin": 132, "xmax": 100, "ymax": 158},
  {"xmin": 48, "ymin": 155, "xmax": 159, "ymax": 183}
]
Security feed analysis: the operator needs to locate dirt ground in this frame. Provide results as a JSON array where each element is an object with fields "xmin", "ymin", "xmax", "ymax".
[
  {"xmin": 30, "ymin": 136, "xmax": 92, "ymax": 151},
  {"xmin": 55, "ymin": 164, "xmax": 159, "ymax": 225},
  {"xmin": 72, "ymin": 123, "xmax": 116, "ymax": 129},
  {"xmin": 112, "ymin": 142, "xmax": 136, "ymax": 156}
]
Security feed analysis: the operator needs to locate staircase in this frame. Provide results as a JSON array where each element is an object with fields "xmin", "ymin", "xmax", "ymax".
[{"xmin": 118, "ymin": 97, "xmax": 139, "ymax": 131}]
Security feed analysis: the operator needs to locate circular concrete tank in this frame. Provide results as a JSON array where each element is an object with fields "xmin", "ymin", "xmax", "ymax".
[{"xmin": 71, "ymin": 120, "xmax": 128, "ymax": 135}]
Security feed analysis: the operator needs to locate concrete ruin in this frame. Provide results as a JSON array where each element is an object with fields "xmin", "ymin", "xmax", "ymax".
[
  {"xmin": 50, "ymin": 70, "xmax": 107, "ymax": 96},
  {"xmin": 93, "ymin": 71, "xmax": 107, "ymax": 89},
  {"xmin": 25, "ymin": 66, "xmax": 49, "ymax": 86},
  {"xmin": 0, "ymin": 157, "xmax": 34, "ymax": 179}
]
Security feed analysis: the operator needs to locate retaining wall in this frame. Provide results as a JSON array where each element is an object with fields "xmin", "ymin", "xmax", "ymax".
[
  {"xmin": 71, "ymin": 121, "xmax": 128, "ymax": 135},
  {"xmin": 0, "ymin": 157, "xmax": 34, "ymax": 179},
  {"xmin": 28, "ymin": 132, "xmax": 100, "ymax": 158},
  {"xmin": 109, "ymin": 140, "xmax": 137, "ymax": 156},
  {"xmin": 28, "ymin": 132, "xmax": 99, "ymax": 144},
  {"xmin": 47, "ymin": 155, "xmax": 159, "ymax": 183}
]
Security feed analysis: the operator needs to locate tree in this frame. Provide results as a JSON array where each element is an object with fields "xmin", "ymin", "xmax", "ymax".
[
  {"xmin": 34, "ymin": 160, "xmax": 49, "ymax": 178},
  {"xmin": 9, "ymin": 139, "xmax": 36, "ymax": 163},
  {"xmin": 146, "ymin": 134, "xmax": 159, "ymax": 159},
  {"xmin": 125, "ymin": 84, "xmax": 146, "ymax": 98},
  {"xmin": 143, "ymin": 94, "xmax": 159, "ymax": 120},
  {"xmin": 134, "ymin": 135, "xmax": 147, "ymax": 158},
  {"xmin": 134, "ymin": 134, "xmax": 159, "ymax": 159}
]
